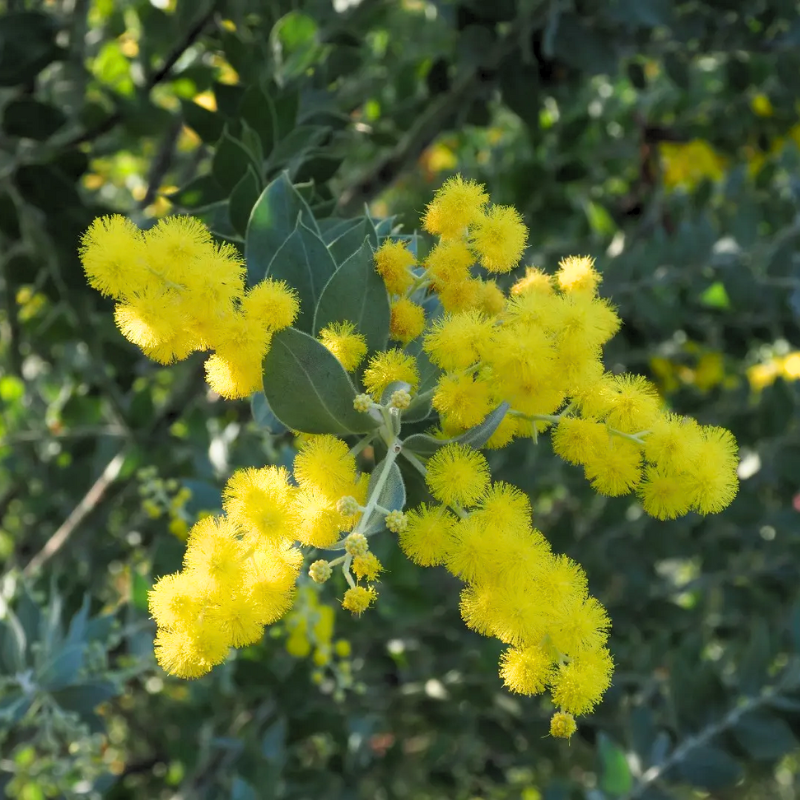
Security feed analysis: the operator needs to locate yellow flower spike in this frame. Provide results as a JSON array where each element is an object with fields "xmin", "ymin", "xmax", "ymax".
[
  {"xmin": 374, "ymin": 240, "xmax": 416, "ymax": 295},
  {"xmin": 469, "ymin": 204, "xmax": 528, "ymax": 273},
  {"xmin": 319, "ymin": 321, "xmax": 368, "ymax": 372},
  {"xmin": 422, "ymin": 174, "xmax": 488, "ymax": 239},
  {"xmin": 389, "ymin": 297, "xmax": 426, "ymax": 344},
  {"xmin": 550, "ymin": 712, "xmax": 577, "ymax": 740},
  {"xmin": 342, "ymin": 586, "xmax": 377, "ymax": 615}
]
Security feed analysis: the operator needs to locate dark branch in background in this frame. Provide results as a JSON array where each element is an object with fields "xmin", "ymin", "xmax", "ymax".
[
  {"xmin": 140, "ymin": 117, "xmax": 183, "ymax": 209},
  {"xmin": 23, "ymin": 364, "xmax": 206, "ymax": 577},
  {"xmin": 336, "ymin": 31, "xmax": 521, "ymax": 216},
  {"xmin": 64, "ymin": 5, "xmax": 218, "ymax": 148}
]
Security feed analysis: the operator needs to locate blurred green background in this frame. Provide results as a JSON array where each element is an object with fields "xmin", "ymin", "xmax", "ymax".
[{"xmin": 3, "ymin": 0, "xmax": 800, "ymax": 797}]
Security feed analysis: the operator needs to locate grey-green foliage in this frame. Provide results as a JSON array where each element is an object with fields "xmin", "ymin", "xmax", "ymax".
[{"xmin": 4, "ymin": 0, "xmax": 800, "ymax": 798}]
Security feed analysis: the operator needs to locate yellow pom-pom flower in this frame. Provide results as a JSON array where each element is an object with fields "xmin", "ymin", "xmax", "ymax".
[
  {"xmin": 432, "ymin": 373, "xmax": 493, "ymax": 430},
  {"xmin": 148, "ymin": 572, "xmax": 201, "ymax": 630},
  {"xmin": 374, "ymin": 240, "xmax": 416, "ymax": 295},
  {"xmin": 222, "ymin": 466, "xmax": 297, "ymax": 545},
  {"xmin": 422, "ymin": 175, "xmax": 488, "ymax": 239},
  {"xmin": 499, "ymin": 645, "xmax": 554, "ymax": 695},
  {"xmin": 423, "ymin": 310, "xmax": 493, "ymax": 372},
  {"xmin": 425, "ymin": 239, "xmax": 474, "ymax": 288},
  {"xmin": 294, "ymin": 434, "xmax": 357, "ymax": 499},
  {"xmin": 399, "ymin": 504, "xmax": 457, "ymax": 566},
  {"xmin": 556, "ymin": 255, "xmax": 602, "ymax": 295},
  {"xmin": 183, "ymin": 516, "xmax": 246, "ymax": 594},
  {"xmin": 240, "ymin": 278, "xmax": 299, "ymax": 332},
  {"xmin": 425, "ymin": 443, "xmax": 490, "ymax": 507},
  {"xmin": 583, "ymin": 438, "xmax": 642, "ymax": 497},
  {"xmin": 550, "ymin": 647, "xmax": 614, "ymax": 715},
  {"xmin": 154, "ymin": 622, "xmax": 230, "ymax": 679},
  {"xmin": 319, "ymin": 321, "xmax": 368, "ymax": 372},
  {"xmin": 551, "ymin": 417, "xmax": 609, "ymax": 466},
  {"xmin": 511, "ymin": 266, "xmax": 554, "ymax": 297},
  {"xmin": 79, "ymin": 215, "xmax": 149, "ymax": 299},
  {"xmin": 390, "ymin": 297, "xmax": 426, "ymax": 344},
  {"xmin": 637, "ymin": 466, "xmax": 693, "ymax": 519},
  {"xmin": 469, "ymin": 204, "xmax": 528, "ymax": 273},
  {"xmin": 204, "ymin": 351, "xmax": 264, "ymax": 400},
  {"xmin": 352, "ymin": 553, "xmax": 383, "ymax": 582},
  {"xmin": 363, "ymin": 349, "xmax": 420, "ymax": 398}
]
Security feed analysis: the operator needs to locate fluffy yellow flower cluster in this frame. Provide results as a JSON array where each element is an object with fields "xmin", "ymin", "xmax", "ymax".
[
  {"xmin": 84, "ymin": 173, "xmax": 739, "ymax": 738},
  {"xmin": 368, "ymin": 176, "xmax": 739, "ymax": 519},
  {"xmin": 399, "ymin": 443, "xmax": 613, "ymax": 722},
  {"xmin": 148, "ymin": 436, "xmax": 382, "ymax": 678},
  {"xmin": 79, "ymin": 215, "xmax": 299, "ymax": 399}
]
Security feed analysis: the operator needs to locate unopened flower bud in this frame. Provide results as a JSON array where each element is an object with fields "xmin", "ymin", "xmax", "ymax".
[
  {"xmin": 309, "ymin": 560, "xmax": 332, "ymax": 583},
  {"xmin": 550, "ymin": 711, "xmax": 577, "ymax": 739},
  {"xmin": 344, "ymin": 532, "xmax": 369, "ymax": 557},
  {"xmin": 390, "ymin": 389, "xmax": 412, "ymax": 410},
  {"xmin": 384, "ymin": 509, "xmax": 408, "ymax": 533},
  {"xmin": 354, "ymin": 393, "xmax": 372, "ymax": 413},
  {"xmin": 337, "ymin": 495, "xmax": 361, "ymax": 516}
]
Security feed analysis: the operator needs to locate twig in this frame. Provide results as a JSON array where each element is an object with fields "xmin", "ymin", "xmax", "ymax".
[
  {"xmin": 23, "ymin": 365, "xmax": 205, "ymax": 577},
  {"xmin": 64, "ymin": 5, "xmax": 218, "ymax": 148},
  {"xmin": 336, "ymin": 32, "xmax": 521, "ymax": 215},
  {"xmin": 140, "ymin": 117, "xmax": 183, "ymax": 209},
  {"xmin": 624, "ymin": 662, "xmax": 800, "ymax": 799}
]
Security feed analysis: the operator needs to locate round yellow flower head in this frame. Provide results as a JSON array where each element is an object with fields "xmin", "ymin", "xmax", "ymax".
[
  {"xmin": 204, "ymin": 351, "xmax": 264, "ymax": 400},
  {"xmin": 352, "ymin": 552, "xmax": 382, "ymax": 582},
  {"xmin": 556, "ymin": 255, "xmax": 602, "ymax": 295},
  {"xmin": 550, "ymin": 647, "xmax": 614, "ymax": 715},
  {"xmin": 240, "ymin": 278, "xmax": 299, "ymax": 332},
  {"xmin": 223, "ymin": 466, "xmax": 297, "ymax": 545},
  {"xmin": 425, "ymin": 443, "xmax": 490, "ymax": 507},
  {"xmin": 399, "ymin": 504, "xmax": 457, "ymax": 567},
  {"xmin": 469, "ymin": 204, "xmax": 528, "ymax": 273},
  {"xmin": 148, "ymin": 572, "xmax": 201, "ymax": 630},
  {"xmin": 425, "ymin": 239, "xmax": 474, "ymax": 288},
  {"xmin": 319, "ymin": 321, "xmax": 368, "ymax": 372},
  {"xmin": 309, "ymin": 560, "xmax": 333, "ymax": 584},
  {"xmin": 342, "ymin": 585, "xmax": 377, "ymax": 615},
  {"xmin": 294, "ymin": 434, "xmax": 357, "ymax": 499},
  {"xmin": 374, "ymin": 240, "xmax": 416, "ymax": 295},
  {"xmin": 550, "ymin": 712, "xmax": 577, "ymax": 740},
  {"xmin": 363, "ymin": 349, "xmax": 420, "ymax": 399},
  {"xmin": 390, "ymin": 298, "xmax": 426, "ymax": 344},
  {"xmin": 511, "ymin": 266, "xmax": 554, "ymax": 297},
  {"xmin": 79, "ymin": 214, "xmax": 149, "ymax": 299},
  {"xmin": 154, "ymin": 622, "xmax": 230, "ymax": 679},
  {"xmin": 424, "ymin": 310, "xmax": 494, "ymax": 372},
  {"xmin": 637, "ymin": 466, "xmax": 692, "ymax": 520},
  {"xmin": 422, "ymin": 175, "xmax": 488, "ymax": 239},
  {"xmin": 499, "ymin": 645, "xmax": 554, "ymax": 695}
]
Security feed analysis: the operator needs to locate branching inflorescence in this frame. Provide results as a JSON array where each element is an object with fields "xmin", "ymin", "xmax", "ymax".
[{"xmin": 79, "ymin": 174, "xmax": 739, "ymax": 738}]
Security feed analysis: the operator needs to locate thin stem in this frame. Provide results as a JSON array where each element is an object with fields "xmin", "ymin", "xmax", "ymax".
[
  {"xmin": 399, "ymin": 448, "xmax": 427, "ymax": 479},
  {"xmin": 354, "ymin": 440, "xmax": 401, "ymax": 533}
]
